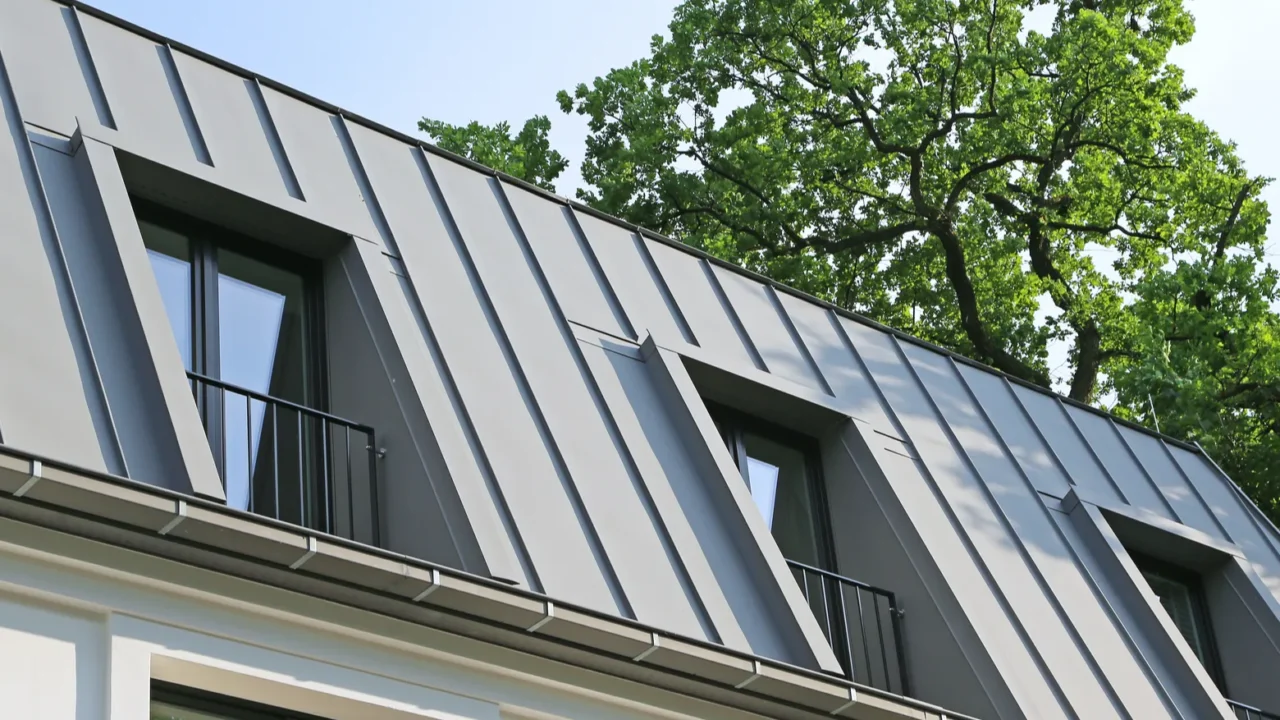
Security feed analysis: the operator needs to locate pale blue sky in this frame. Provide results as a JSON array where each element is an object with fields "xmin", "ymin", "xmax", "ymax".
[{"xmin": 90, "ymin": 0, "xmax": 1279, "ymax": 390}]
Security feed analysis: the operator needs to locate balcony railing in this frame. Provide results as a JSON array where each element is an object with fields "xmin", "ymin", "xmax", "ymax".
[
  {"xmin": 188, "ymin": 372, "xmax": 380, "ymax": 545},
  {"xmin": 787, "ymin": 559, "xmax": 909, "ymax": 695},
  {"xmin": 1231, "ymin": 700, "xmax": 1280, "ymax": 720}
]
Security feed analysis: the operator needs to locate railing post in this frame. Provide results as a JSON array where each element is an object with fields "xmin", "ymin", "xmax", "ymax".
[
  {"xmin": 367, "ymin": 429, "xmax": 381, "ymax": 548},
  {"xmin": 890, "ymin": 594, "xmax": 910, "ymax": 696}
]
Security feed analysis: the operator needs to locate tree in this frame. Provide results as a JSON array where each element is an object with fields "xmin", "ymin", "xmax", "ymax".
[
  {"xmin": 419, "ymin": 115, "xmax": 567, "ymax": 191},
  {"xmin": 421, "ymin": 0, "xmax": 1280, "ymax": 522}
]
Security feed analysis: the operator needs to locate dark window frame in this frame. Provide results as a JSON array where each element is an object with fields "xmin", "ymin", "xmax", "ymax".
[
  {"xmin": 151, "ymin": 681, "xmax": 334, "ymax": 720},
  {"xmin": 133, "ymin": 199, "xmax": 331, "ymax": 517},
  {"xmin": 1130, "ymin": 551, "xmax": 1227, "ymax": 692},
  {"xmin": 132, "ymin": 197, "xmax": 329, "ymax": 404},
  {"xmin": 706, "ymin": 401, "xmax": 838, "ymax": 573}
]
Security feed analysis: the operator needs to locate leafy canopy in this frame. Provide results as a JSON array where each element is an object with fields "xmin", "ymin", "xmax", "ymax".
[
  {"xmin": 421, "ymin": 0, "xmax": 1280, "ymax": 523},
  {"xmin": 419, "ymin": 115, "xmax": 567, "ymax": 191}
]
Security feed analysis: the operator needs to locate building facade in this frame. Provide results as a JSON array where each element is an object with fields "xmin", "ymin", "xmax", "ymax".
[{"xmin": 0, "ymin": 1, "xmax": 1278, "ymax": 718}]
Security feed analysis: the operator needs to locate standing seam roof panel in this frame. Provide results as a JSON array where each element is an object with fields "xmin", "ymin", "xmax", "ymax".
[{"xmin": 426, "ymin": 153, "xmax": 709, "ymax": 637}]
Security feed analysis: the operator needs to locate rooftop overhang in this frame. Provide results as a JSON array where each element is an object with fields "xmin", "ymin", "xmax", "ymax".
[{"xmin": 0, "ymin": 444, "xmax": 969, "ymax": 720}]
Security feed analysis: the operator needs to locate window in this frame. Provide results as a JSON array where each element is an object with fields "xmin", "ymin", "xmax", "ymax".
[
  {"xmin": 151, "ymin": 683, "xmax": 332, "ymax": 720},
  {"xmin": 136, "ymin": 201, "xmax": 329, "ymax": 525},
  {"xmin": 1132, "ymin": 553, "xmax": 1225, "ymax": 689},
  {"xmin": 709, "ymin": 404, "xmax": 833, "ymax": 570}
]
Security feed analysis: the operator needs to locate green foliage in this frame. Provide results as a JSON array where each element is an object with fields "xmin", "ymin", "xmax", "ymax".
[
  {"xmin": 419, "ymin": 115, "xmax": 567, "ymax": 192},
  {"xmin": 425, "ymin": 0, "xmax": 1280, "ymax": 524}
]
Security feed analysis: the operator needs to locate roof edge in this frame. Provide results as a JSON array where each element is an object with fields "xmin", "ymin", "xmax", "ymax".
[{"xmin": 0, "ymin": 443, "xmax": 975, "ymax": 720}]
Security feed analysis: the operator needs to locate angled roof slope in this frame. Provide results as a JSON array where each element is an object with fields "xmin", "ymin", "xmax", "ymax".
[{"xmin": 2, "ymin": 2, "xmax": 1279, "ymax": 718}]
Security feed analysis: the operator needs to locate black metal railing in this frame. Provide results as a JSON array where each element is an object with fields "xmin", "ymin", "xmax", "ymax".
[
  {"xmin": 1231, "ymin": 700, "xmax": 1280, "ymax": 720},
  {"xmin": 188, "ymin": 372, "xmax": 380, "ymax": 545},
  {"xmin": 787, "ymin": 559, "xmax": 909, "ymax": 695}
]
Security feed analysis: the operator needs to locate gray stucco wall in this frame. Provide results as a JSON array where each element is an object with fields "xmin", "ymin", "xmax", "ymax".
[{"xmin": 1, "ymin": 2, "xmax": 1279, "ymax": 718}]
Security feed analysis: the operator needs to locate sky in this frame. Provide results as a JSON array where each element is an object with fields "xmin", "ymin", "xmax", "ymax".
[{"xmin": 88, "ymin": 0, "xmax": 1280, "ymax": 389}]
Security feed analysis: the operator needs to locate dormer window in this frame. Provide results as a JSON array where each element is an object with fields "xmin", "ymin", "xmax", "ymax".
[
  {"xmin": 708, "ymin": 403, "xmax": 832, "ymax": 570},
  {"xmin": 134, "ymin": 201, "xmax": 375, "ymax": 541}
]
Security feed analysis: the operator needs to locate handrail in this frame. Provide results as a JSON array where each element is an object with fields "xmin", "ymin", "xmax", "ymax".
[
  {"xmin": 785, "ymin": 558, "xmax": 884, "ymax": 592},
  {"xmin": 187, "ymin": 372, "xmax": 380, "ymax": 545},
  {"xmin": 186, "ymin": 371, "xmax": 374, "ymax": 432},
  {"xmin": 1230, "ymin": 699, "xmax": 1280, "ymax": 720},
  {"xmin": 786, "ymin": 559, "xmax": 909, "ymax": 696}
]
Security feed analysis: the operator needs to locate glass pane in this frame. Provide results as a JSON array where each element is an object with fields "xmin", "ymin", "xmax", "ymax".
[
  {"xmin": 139, "ymin": 222, "xmax": 193, "ymax": 371},
  {"xmin": 742, "ymin": 432, "xmax": 823, "ymax": 567},
  {"xmin": 217, "ymin": 249, "xmax": 309, "ymax": 512},
  {"xmin": 1141, "ymin": 569, "xmax": 1210, "ymax": 665}
]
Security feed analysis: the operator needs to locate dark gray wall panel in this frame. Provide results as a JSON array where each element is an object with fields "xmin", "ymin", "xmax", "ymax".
[
  {"xmin": 171, "ymin": 52, "xmax": 292, "ymax": 202},
  {"xmin": 76, "ymin": 14, "xmax": 195, "ymax": 165},
  {"xmin": 259, "ymin": 87, "xmax": 380, "ymax": 242},
  {"xmin": 356, "ymin": 145, "xmax": 618, "ymax": 613},
  {"xmin": 711, "ymin": 269, "xmax": 828, "ymax": 393},
  {"xmin": 348, "ymin": 236, "xmax": 527, "ymax": 584},
  {"xmin": 0, "ymin": 1, "xmax": 101, "ymax": 136},
  {"xmin": 957, "ymin": 366, "xmax": 1073, "ymax": 499},
  {"xmin": 325, "ymin": 245, "xmax": 478, "ymax": 560},
  {"xmin": 573, "ymin": 212, "xmax": 691, "ymax": 346},
  {"xmin": 1120, "ymin": 430, "xmax": 1225, "ymax": 540},
  {"xmin": 427, "ymin": 156, "xmax": 707, "ymax": 636},
  {"xmin": 500, "ymin": 183, "xmax": 631, "ymax": 340},
  {"xmin": 1205, "ymin": 559, "xmax": 1280, "ymax": 712},
  {"xmin": 900, "ymin": 342, "xmax": 1124, "ymax": 718},
  {"xmin": 647, "ymin": 245, "xmax": 758, "ymax": 369},
  {"xmin": 1009, "ymin": 385, "xmax": 1127, "ymax": 506}
]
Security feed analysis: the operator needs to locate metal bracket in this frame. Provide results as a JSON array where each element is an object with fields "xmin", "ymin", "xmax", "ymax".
[
  {"xmin": 632, "ymin": 632, "xmax": 661, "ymax": 662},
  {"xmin": 412, "ymin": 568, "xmax": 442, "ymax": 602},
  {"xmin": 734, "ymin": 660, "xmax": 761, "ymax": 690},
  {"xmin": 527, "ymin": 600, "xmax": 555, "ymax": 633},
  {"xmin": 158, "ymin": 500, "xmax": 187, "ymax": 535},
  {"xmin": 13, "ymin": 460, "xmax": 42, "ymax": 498},
  {"xmin": 289, "ymin": 536, "xmax": 317, "ymax": 569},
  {"xmin": 830, "ymin": 686, "xmax": 856, "ymax": 715}
]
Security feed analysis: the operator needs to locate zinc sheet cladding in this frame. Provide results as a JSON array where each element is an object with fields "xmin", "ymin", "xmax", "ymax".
[{"xmin": 0, "ymin": 1, "xmax": 1278, "ymax": 718}]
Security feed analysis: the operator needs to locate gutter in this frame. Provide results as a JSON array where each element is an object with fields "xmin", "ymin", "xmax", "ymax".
[{"xmin": 0, "ymin": 445, "xmax": 971, "ymax": 720}]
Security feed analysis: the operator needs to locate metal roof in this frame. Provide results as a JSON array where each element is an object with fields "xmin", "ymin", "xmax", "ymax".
[{"xmin": 0, "ymin": 2, "xmax": 1278, "ymax": 718}]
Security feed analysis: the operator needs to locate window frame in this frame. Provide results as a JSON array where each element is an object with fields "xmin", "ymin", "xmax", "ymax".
[
  {"xmin": 133, "ymin": 199, "xmax": 331, "ymax": 511},
  {"xmin": 1130, "ymin": 551, "xmax": 1227, "ymax": 692},
  {"xmin": 132, "ymin": 198, "xmax": 329, "ymax": 404},
  {"xmin": 151, "ymin": 681, "xmax": 335, "ymax": 720},
  {"xmin": 706, "ymin": 401, "xmax": 838, "ymax": 573}
]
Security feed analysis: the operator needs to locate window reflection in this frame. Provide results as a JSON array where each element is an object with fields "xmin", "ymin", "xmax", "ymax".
[
  {"xmin": 217, "ymin": 250, "xmax": 309, "ymax": 512},
  {"xmin": 741, "ymin": 432, "xmax": 823, "ymax": 568},
  {"xmin": 140, "ymin": 222, "xmax": 193, "ymax": 371}
]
